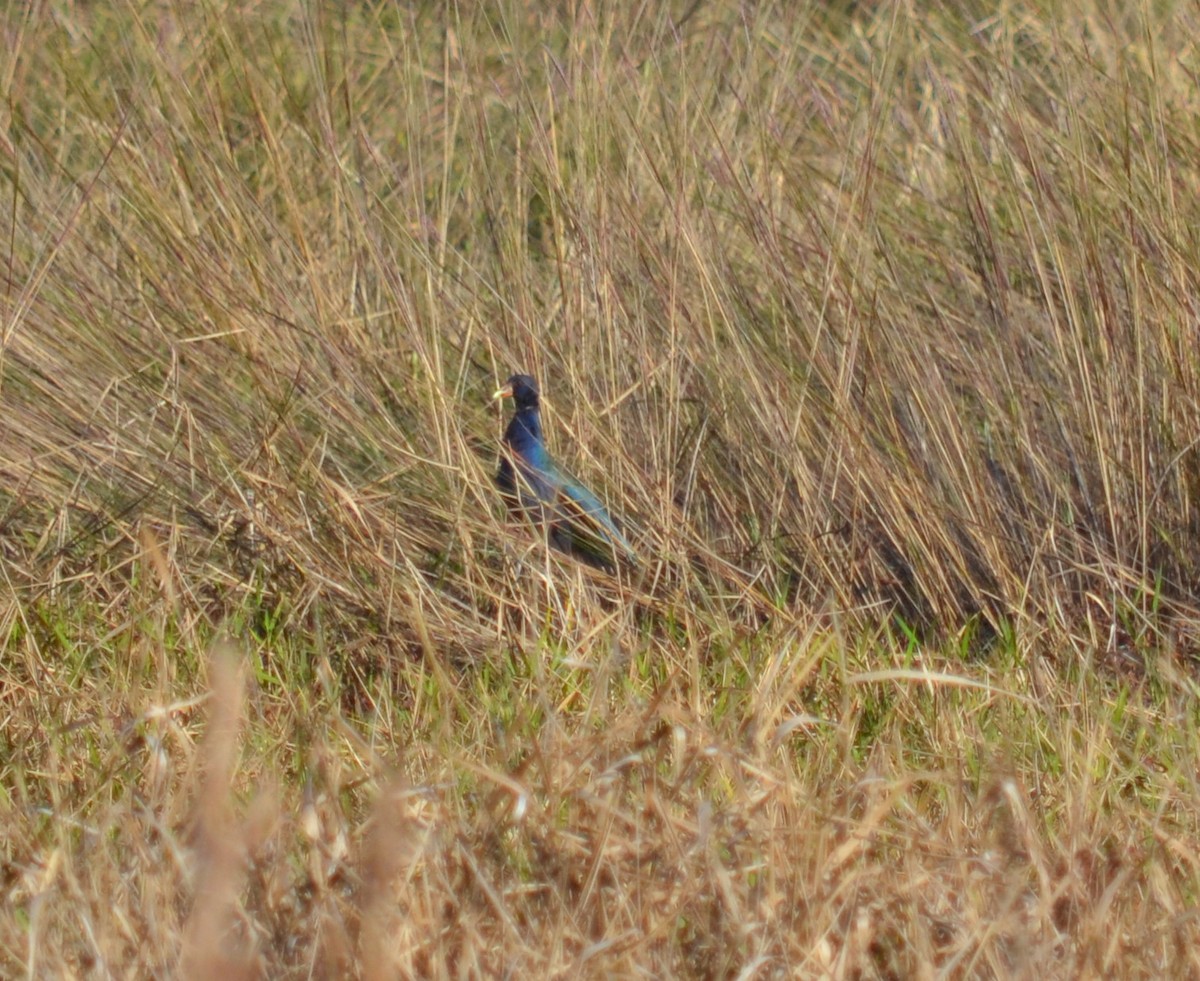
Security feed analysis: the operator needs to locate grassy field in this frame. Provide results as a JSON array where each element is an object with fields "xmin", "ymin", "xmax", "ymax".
[{"xmin": 3, "ymin": 0, "xmax": 1200, "ymax": 976}]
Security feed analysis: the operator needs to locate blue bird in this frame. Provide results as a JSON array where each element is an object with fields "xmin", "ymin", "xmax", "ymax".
[{"xmin": 494, "ymin": 374, "xmax": 638, "ymax": 572}]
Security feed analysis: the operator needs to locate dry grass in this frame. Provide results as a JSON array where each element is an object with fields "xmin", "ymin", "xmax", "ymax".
[{"xmin": 3, "ymin": 0, "xmax": 1200, "ymax": 976}]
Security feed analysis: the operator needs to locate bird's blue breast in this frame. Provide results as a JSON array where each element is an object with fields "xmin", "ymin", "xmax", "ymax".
[{"xmin": 500, "ymin": 407, "xmax": 558, "ymax": 501}]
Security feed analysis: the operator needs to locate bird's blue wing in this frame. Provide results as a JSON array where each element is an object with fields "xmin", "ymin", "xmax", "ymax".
[{"xmin": 554, "ymin": 478, "xmax": 639, "ymax": 568}]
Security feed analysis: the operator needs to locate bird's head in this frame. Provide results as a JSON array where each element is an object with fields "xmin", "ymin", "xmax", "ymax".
[{"xmin": 493, "ymin": 373, "xmax": 540, "ymax": 409}]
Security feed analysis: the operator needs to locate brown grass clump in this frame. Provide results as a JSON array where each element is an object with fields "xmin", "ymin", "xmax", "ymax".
[{"xmin": 3, "ymin": 1, "xmax": 1200, "ymax": 976}]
